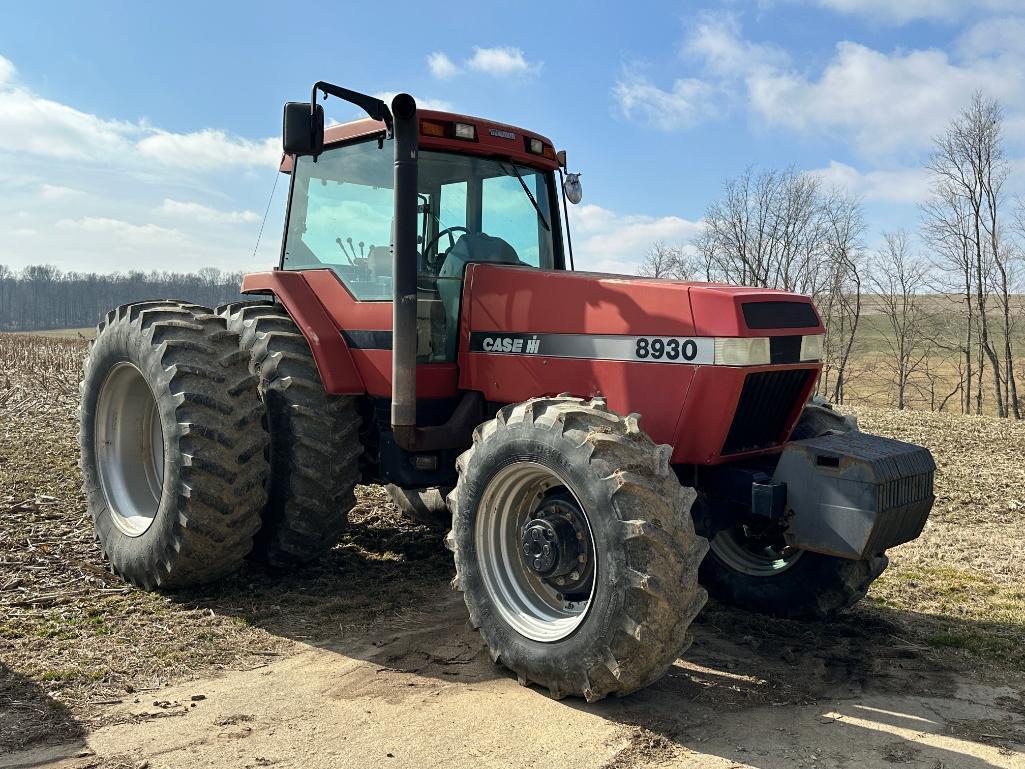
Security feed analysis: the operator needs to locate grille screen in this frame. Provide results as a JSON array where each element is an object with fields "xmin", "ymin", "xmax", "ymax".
[
  {"xmin": 743, "ymin": 301, "xmax": 819, "ymax": 329},
  {"xmin": 722, "ymin": 369, "xmax": 813, "ymax": 455}
]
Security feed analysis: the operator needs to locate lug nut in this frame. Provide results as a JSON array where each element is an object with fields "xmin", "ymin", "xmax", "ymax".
[{"xmin": 569, "ymin": 571, "xmax": 580, "ymax": 581}]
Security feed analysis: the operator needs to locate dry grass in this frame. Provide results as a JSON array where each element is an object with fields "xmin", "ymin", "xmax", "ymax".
[
  {"xmin": 0, "ymin": 333, "xmax": 452, "ymax": 751},
  {"xmin": 1, "ymin": 330, "xmax": 1024, "ymax": 752}
]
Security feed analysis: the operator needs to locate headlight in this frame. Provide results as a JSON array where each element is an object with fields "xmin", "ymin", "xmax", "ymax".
[
  {"xmin": 800, "ymin": 334, "xmax": 824, "ymax": 362},
  {"xmin": 713, "ymin": 337, "xmax": 770, "ymax": 366}
]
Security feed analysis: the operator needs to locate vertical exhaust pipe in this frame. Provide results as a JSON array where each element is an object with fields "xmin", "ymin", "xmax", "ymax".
[{"xmin": 390, "ymin": 93, "xmax": 419, "ymax": 449}]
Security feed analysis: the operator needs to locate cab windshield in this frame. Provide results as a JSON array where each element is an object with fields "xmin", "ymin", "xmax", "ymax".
[{"xmin": 282, "ymin": 139, "xmax": 560, "ymax": 298}]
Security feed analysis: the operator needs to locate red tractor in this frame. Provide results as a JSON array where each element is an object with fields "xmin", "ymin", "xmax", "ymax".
[{"xmin": 79, "ymin": 83, "xmax": 935, "ymax": 702}]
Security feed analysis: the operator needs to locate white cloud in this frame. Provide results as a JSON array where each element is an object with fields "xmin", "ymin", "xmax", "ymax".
[
  {"xmin": 571, "ymin": 204, "xmax": 703, "ymax": 275},
  {"xmin": 0, "ymin": 55, "xmax": 15, "ymax": 87},
  {"xmin": 665, "ymin": 14, "xmax": 1025, "ymax": 157},
  {"xmin": 684, "ymin": 13, "xmax": 787, "ymax": 76},
  {"xmin": 135, "ymin": 130, "xmax": 278, "ymax": 170},
  {"xmin": 956, "ymin": 15, "xmax": 1025, "ymax": 59},
  {"xmin": 799, "ymin": 0, "xmax": 1022, "ymax": 24},
  {"xmin": 0, "ymin": 86, "xmax": 135, "ymax": 160},
  {"xmin": 39, "ymin": 184, "xmax": 83, "ymax": 200},
  {"xmin": 612, "ymin": 69, "xmax": 715, "ymax": 130},
  {"xmin": 812, "ymin": 161, "xmax": 932, "ymax": 204},
  {"xmin": 466, "ymin": 46, "xmax": 542, "ymax": 77},
  {"xmin": 0, "ymin": 56, "xmax": 277, "ymax": 171},
  {"xmin": 427, "ymin": 51, "xmax": 459, "ymax": 79},
  {"xmin": 55, "ymin": 216, "xmax": 185, "ymax": 245},
  {"xmin": 156, "ymin": 199, "xmax": 259, "ymax": 224},
  {"xmin": 427, "ymin": 46, "xmax": 542, "ymax": 80}
]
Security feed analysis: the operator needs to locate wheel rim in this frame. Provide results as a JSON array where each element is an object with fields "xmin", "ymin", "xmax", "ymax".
[
  {"xmin": 475, "ymin": 462, "xmax": 596, "ymax": 643},
  {"xmin": 709, "ymin": 526, "xmax": 803, "ymax": 577},
  {"xmin": 94, "ymin": 362, "xmax": 165, "ymax": 537}
]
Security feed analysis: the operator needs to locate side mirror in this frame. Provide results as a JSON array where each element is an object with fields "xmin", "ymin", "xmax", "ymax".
[
  {"xmin": 563, "ymin": 172, "xmax": 583, "ymax": 205},
  {"xmin": 283, "ymin": 102, "xmax": 325, "ymax": 157}
]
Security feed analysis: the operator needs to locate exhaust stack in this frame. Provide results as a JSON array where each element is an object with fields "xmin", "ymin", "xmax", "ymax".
[{"xmin": 390, "ymin": 93, "xmax": 420, "ymax": 448}]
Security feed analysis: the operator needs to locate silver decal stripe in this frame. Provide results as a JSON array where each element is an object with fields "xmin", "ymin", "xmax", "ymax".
[{"xmin": 468, "ymin": 332, "xmax": 715, "ymax": 365}]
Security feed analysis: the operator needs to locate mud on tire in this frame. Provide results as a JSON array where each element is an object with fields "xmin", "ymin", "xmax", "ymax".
[
  {"xmin": 79, "ymin": 301, "xmax": 269, "ymax": 589},
  {"xmin": 447, "ymin": 396, "xmax": 708, "ymax": 702},
  {"xmin": 219, "ymin": 301, "xmax": 361, "ymax": 567},
  {"xmin": 699, "ymin": 397, "xmax": 888, "ymax": 619}
]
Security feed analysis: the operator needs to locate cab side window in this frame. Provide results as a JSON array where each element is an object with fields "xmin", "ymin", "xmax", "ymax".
[{"xmin": 283, "ymin": 139, "xmax": 395, "ymax": 301}]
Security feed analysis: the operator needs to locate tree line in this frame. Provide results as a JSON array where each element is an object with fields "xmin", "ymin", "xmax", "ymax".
[
  {"xmin": 642, "ymin": 92, "xmax": 1024, "ymax": 418},
  {"xmin": 0, "ymin": 266, "xmax": 248, "ymax": 332}
]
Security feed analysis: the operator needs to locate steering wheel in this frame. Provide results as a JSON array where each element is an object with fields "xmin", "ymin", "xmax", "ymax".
[{"xmin": 422, "ymin": 226, "xmax": 470, "ymax": 273}]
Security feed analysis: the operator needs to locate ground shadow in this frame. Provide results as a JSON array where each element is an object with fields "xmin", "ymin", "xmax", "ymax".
[
  {"xmin": 160, "ymin": 499, "xmax": 1025, "ymax": 768},
  {"xmin": 12, "ymin": 486, "xmax": 1009, "ymax": 768},
  {"xmin": 0, "ymin": 662, "xmax": 87, "ymax": 758}
]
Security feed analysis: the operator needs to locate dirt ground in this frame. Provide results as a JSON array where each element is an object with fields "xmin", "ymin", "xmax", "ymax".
[
  {"xmin": 6, "ymin": 592, "xmax": 1024, "ymax": 769},
  {"xmin": 2, "ymin": 333, "xmax": 1024, "ymax": 768}
]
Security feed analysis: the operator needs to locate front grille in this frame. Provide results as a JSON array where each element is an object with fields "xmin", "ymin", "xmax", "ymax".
[
  {"xmin": 743, "ymin": 301, "xmax": 819, "ymax": 329},
  {"xmin": 722, "ymin": 369, "xmax": 813, "ymax": 455}
]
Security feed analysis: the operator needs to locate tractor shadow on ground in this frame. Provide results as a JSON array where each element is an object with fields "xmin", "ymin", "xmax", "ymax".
[
  {"xmin": 0, "ymin": 662, "xmax": 88, "ymax": 762},
  {"xmin": 167, "ymin": 499, "xmax": 1024, "ymax": 769}
]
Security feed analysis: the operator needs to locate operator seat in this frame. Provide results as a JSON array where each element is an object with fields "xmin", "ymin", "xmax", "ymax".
[
  {"xmin": 368, "ymin": 245, "xmax": 392, "ymax": 278},
  {"xmin": 437, "ymin": 232, "xmax": 523, "ymax": 351}
]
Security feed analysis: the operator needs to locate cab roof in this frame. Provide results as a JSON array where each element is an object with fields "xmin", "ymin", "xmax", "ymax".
[{"xmin": 279, "ymin": 109, "xmax": 561, "ymax": 174}]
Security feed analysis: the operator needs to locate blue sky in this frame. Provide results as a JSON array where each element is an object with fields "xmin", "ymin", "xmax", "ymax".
[{"xmin": 2, "ymin": 0, "xmax": 1025, "ymax": 275}]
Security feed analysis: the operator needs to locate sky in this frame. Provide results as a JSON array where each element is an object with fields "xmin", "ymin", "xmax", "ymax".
[{"xmin": 2, "ymin": 0, "xmax": 1025, "ymax": 277}]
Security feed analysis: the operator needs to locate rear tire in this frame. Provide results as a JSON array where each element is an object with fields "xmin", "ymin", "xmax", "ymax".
[
  {"xmin": 698, "ymin": 397, "xmax": 888, "ymax": 619},
  {"xmin": 79, "ymin": 301, "xmax": 269, "ymax": 589},
  {"xmin": 219, "ymin": 301, "xmax": 361, "ymax": 567},
  {"xmin": 448, "ymin": 397, "xmax": 707, "ymax": 702}
]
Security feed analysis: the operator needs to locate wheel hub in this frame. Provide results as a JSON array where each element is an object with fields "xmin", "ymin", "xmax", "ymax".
[
  {"xmin": 475, "ymin": 464, "xmax": 598, "ymax": 643},
  {"xmin": 520, "ymin": 494, "xmax": 593, "ymax": 598}
]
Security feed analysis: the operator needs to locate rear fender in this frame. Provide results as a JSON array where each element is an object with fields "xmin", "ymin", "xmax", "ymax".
[{"xmin": 241, "ymin": 271, "xmax": 365, "ymax": 394}]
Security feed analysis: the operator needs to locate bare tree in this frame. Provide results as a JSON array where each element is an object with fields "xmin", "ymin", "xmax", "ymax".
[
  {"xmin": 921, "ymin": 185, "xmax": 976, "ymax": 413},
  {"xmin": 817, "ymin": 190, "xmax": 865, "ymax": 404},
  {"xmin": 696, "ymin": 166, "xmax": 829, "ymax": 294},
  {"xmin": 639, "ymin": 241, "xmax": 691, "ymax": 280},
  {"xmin": 926, "ymin": 92, "xmax": 1018, "ymax": 417},
  {"xmin": 0, "ymin": 266, "xmax": 248, "ymax": 332},
  {"xmin": 870, "ymin": 231, "xmax": 932, "ymax": 410},
  {"xmin": 695, "ymin": 166, "xmax": 869, "ymax": 403}
]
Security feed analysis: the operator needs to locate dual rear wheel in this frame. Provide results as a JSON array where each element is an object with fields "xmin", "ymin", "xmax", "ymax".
[{"xmin": 79, "ymin": 300, "xmax": 361, "ymax": 588}]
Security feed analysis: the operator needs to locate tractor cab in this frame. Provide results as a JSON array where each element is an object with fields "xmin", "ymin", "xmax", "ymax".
[{"xmin": 278, "ymin": 105, "xmax": 569, "ymax": 364}]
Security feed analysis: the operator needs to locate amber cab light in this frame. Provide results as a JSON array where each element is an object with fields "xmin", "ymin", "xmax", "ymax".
[{"xmin": 420, "ymin": 119, "xmax": 446, "ymax": 137}]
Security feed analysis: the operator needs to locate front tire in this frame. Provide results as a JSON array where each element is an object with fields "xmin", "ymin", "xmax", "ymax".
[
  {"xmin": 79, "ymin": 301, "xmax": 269, "ymax": 589},
  {"xmin": 698, "ymin": 397, "xmax": 887, "ymax": 619},
  {"xmin": 447, "ymin": 397, "xmax": 707, "ymax": 702}
]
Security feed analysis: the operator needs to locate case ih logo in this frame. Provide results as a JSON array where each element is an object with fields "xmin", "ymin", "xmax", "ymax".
[
  {"xmin": 489, "ymin": 128, "xmax": 516, "ymax": 140},
  {"xmin": 480, "ymin": 335, "xmax": 541, "ymax": 354}
]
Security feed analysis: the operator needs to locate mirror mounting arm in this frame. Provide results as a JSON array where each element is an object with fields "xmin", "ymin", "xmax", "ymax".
[{"xmin": 311, "ymin": 81, "xmax": 394, "ymax": 138}]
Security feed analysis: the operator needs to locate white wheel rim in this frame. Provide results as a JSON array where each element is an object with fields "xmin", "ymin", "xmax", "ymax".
[
  {"xmin": 475, "ymin": 462, "xmax": 596, "ymax": 643},
  {"xmin": 94, "ymin": 362, "xmax": 165, "ymax": 537},
  {"xmin": 709, "ymin": 526, "xmax": 803, "ymax": 577}
]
